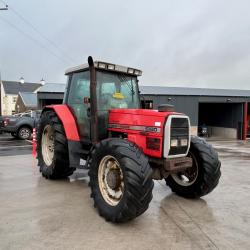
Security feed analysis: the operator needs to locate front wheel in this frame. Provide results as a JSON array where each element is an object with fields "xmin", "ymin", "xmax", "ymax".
[
  {"xmin": 88, "ymin": 138, "xmax": 154, "ymax": 223},
  {"xmin": 166, "ymin": 136, "xmax": 221, "ymax": 198}
]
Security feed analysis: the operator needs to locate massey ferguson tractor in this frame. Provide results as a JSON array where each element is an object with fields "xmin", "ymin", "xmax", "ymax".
[{"xmin": 37, "ymin": 56, "xmax": 221, "ymax": 223}]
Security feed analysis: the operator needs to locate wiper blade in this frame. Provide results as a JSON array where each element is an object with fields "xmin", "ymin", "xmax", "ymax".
[{"xmin": 118, "ymin": 74, "xmax": 135, "ymax": 95}]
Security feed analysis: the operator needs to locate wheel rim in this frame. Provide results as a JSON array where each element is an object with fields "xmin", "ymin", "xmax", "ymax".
[
  {"xmin": 98, "ymin": 155, "xmax": 124, "ymax": 206},
  {"xmin": 41, "ymin": 125, "xmax": 54, "ymax": 166},
  {"xmin": 171, "ymin": 152, "xmax": 199, "ymax": 187},
  {"xmin": 20, "ymin": 128, "xmax": 30, "ymax": 139}
]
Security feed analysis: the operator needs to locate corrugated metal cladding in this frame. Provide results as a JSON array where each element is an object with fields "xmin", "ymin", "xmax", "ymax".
[
  {"xmin": 140, "ymin": 86, "xmax": 250, "ymax": 127},
  {"xmin": 140, "ymin": 86, "xmax": 250, "ymax": 140}
]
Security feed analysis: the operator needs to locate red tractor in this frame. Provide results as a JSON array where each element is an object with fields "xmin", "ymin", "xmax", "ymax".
[{"xmin": 37, "ymin": 57, "xmax": 221, "ymax": 222}]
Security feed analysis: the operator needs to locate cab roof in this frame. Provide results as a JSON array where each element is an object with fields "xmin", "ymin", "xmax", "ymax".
[{"xmin": 65, "ymin": 60, "xmax": 142, "ymax": 76}]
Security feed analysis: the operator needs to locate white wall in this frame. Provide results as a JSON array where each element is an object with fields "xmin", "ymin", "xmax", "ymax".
[{"xmin": 208, "ymin": 126, "xmax": 237, "ymax": 139}]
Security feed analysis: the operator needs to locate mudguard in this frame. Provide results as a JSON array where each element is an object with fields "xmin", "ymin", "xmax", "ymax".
[{"xmin": 42, "ymin": 105, "xmax": 81, "ymax": 168}]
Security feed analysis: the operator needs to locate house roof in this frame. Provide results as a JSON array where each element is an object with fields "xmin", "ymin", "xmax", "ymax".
[
  {"xmin": 18, "ymin": 92, "xmax": 37, "ymax": 107},
  {"xmin": 140, "ymin": 86, "xmax": 250, "ymax": 97},
  {"xmin": 2, "ymin": 81, "xmax": 41, "ymax": 95},
  {"xmin": 37, "ymin": 83, "xmax": 66, "ymax": 93}
]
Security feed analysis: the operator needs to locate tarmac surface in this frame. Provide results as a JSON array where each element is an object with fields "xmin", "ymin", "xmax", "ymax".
[
  {"xmin": 0, "ymin": 135, "xmax": 250, "ymax": 250},
  {"xmin": 0, "ymin": 134, "xmax": 32, "ymax": 156}
]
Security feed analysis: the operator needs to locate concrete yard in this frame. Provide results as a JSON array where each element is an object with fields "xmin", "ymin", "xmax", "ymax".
[{"xmin": 0, "ymin": 138, "xmax": 250, "ymax": 250}]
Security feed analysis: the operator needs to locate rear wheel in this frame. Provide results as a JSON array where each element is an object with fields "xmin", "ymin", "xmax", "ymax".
[
  {"xmin": 88, "ymin": 138, "xmax": 154, "ymax": 223},
  {"xmin": 18, "ymin": 127, "xmax": 31, "ymax": 140},
  {"xmin": 166, "ymin": 136, "xmax": 221, "ymax": 198},
  {"xmin": 37, "ymin": 110, "xmax": 75, "ymax": 179}
]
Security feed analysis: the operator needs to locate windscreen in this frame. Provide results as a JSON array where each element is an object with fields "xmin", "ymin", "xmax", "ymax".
[
  {"xmin": 96, "ymin": 71, "xmax": 140, "ymax": 111},
  {"xmin": 96, "ymin": 71, "xmax": 140, "ymax": 139}
]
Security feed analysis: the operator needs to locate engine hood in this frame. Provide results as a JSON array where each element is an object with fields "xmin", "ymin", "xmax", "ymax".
[
  {"xmin": 109, "ymin": 109, "xmax": 181, "ymax": 132},
  {"xmin": 109, "ymin": 108, "xmax": 179, "ymax": 117}
]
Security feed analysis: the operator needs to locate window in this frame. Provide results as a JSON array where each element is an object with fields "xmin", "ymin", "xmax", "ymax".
[
  {"xmin": 96, "ymin": 71, "xmax": 139, "ymax": 111},
  {"xmin": 141, "ymin": 100, "xmax": 153, "ymax": 109},
  {"xmin": 68, "ymin": 72, "xmax": 90, "ymax": 105},
  {"xmin": 96, "ymin": 71, "xmax": 140, "ymax": 140},
  {"xmin": 13, "ymin": 97, "xmax": 17, "ymax": 103},
  {"xmin": 67, "ymin": 71, "xmax": 90, "ymax": 138}
]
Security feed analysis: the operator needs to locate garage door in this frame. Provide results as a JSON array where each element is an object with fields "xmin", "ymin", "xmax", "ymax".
[{"xmin": 198, "ymin": 103, "xmax": 244, "ymax": 139}]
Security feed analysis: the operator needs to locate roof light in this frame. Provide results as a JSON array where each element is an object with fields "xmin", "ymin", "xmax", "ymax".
[
  {"xmin": 127, "ymin": 68, "xmax": 134, "ymax": 74},
  {"xmin": 134, "ymin": 70, "xmax": 141, "ymax": 76},
  {"xmin": 107, "ymin": 64, "xmax": 115, "ymax": 70},
  {"xmin": 98, "ymin": 62, "xmax": 106, "ymax": 69}
]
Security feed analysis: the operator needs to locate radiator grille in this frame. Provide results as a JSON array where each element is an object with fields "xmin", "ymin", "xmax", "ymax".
[{"xmin": 169, "ymin": 117, "xmax": 189, "ymax": 156}]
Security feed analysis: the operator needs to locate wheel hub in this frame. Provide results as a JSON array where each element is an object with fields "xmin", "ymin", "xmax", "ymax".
[
  {"xmin": 41, "ymin": 125, "xmax": 54, "ymax": 166},
  {"xmin": 171, "ymin": 151, "xmax": 199, "ymax": 186},
  {"xmin": 98, "ymin": 155, "xmax": 124, "ymax": 206},
  {"xmin": 20, "ymin": 128, "xmax": 30, "ymax": 139},
  {"xmin": 106, "ymin": 169, "xmax": 121, "ymax": 190}
]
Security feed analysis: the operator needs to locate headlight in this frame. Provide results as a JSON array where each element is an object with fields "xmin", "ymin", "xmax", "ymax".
[
  {"xmin": 180, "ymin": 138, "xmax": 188, "ymax": 146},
  {"xmin": 170, "ymin": 139, "xmax": 178, "ymax": 147}
]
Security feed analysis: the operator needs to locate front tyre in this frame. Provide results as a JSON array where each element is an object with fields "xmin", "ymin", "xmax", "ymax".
[
  {"xmin": 37, "ymin": 110, "xmax": 75, "ymax": 179},
  {"xmin": 166, "ymin": 136, "xmax": 221, "ymax": 198},
  {"xmin": 88, "ymin": 138, "xmax": 154, "ymax": 223}
]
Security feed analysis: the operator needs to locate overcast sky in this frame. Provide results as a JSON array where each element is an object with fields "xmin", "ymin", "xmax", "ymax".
[{"xmin": 0, "ymin": 0, "xmax": 250, "ymax": 89}]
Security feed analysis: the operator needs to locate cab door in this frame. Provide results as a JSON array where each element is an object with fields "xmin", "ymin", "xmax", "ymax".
[{"xmin": 67, "ymin": 71, "xmax": 90, "ymax": 140}]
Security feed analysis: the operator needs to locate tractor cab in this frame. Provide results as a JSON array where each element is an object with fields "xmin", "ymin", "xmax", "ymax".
[{"xmin": 64, "ymin": 57, "xmax": 141, "ymax": 142}]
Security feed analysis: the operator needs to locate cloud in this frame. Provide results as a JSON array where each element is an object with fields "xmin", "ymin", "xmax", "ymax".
[{"xmin": 0, "ymin": 0, "xmax": 250, "ymax": 89}]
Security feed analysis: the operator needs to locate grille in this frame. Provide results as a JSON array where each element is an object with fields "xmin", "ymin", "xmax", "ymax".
[{"xmin": 169, "ymin": 117, "xmax": 189, "ymax": 156}]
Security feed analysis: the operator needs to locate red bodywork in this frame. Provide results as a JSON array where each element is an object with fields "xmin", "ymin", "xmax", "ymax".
[
  {"xmin": 109, "ymin": 109, "xmax": 179, "ymax": 158},
  {"xmin": 248, "ymin": 114, "xmax": 250, "ymax": 137},
  {"xmin": 45, "ymin": 105, "xmax": 180, "ymax": 158},
  {"xmin": 44, "ymin": 105, "xmax": 80, "ymax": 141},
  {"xmin": 243, "ymin": 102, "xmax": 249, "ymax": 140}
]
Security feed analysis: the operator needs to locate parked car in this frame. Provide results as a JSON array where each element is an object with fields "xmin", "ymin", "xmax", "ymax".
[
  {"xmin": 0, "ymin": 110, "xmax": 41, "ymax": 139},
  {"xmin": 0, "ymin": 116, "xmax": 4, "ymax": 134}
]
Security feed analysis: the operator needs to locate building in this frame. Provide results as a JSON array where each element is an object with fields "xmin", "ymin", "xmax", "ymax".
[
  {"xmin": 37, "ymin": 83, "xmax": 66, "ymax": 109},
  {"xmin": 140, "ymin": 86, "xmax": 250, "ymax": 140},
  {"xmin": 15, "ymin": 92, "xmax": 38, "ymax": 113},
  {"xmin": 33, "ymin": 82, "xmax": 250, "ymax": 140},
  {"xmin": 0, "ymin": 80, "xmax": 41, "ymax": 115}
]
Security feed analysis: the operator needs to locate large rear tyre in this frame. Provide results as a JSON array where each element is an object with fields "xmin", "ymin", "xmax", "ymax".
[
  {"xmin": 166, "ymin": 136, "xmax": 221, "ymax": 198},
  {"xmin": 37, "ymin": 111, "xmax": 75, "ymax": 179},
  {"xmin": 88, "ymin": 138, "xmax": 154, "ymax": 223}
]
